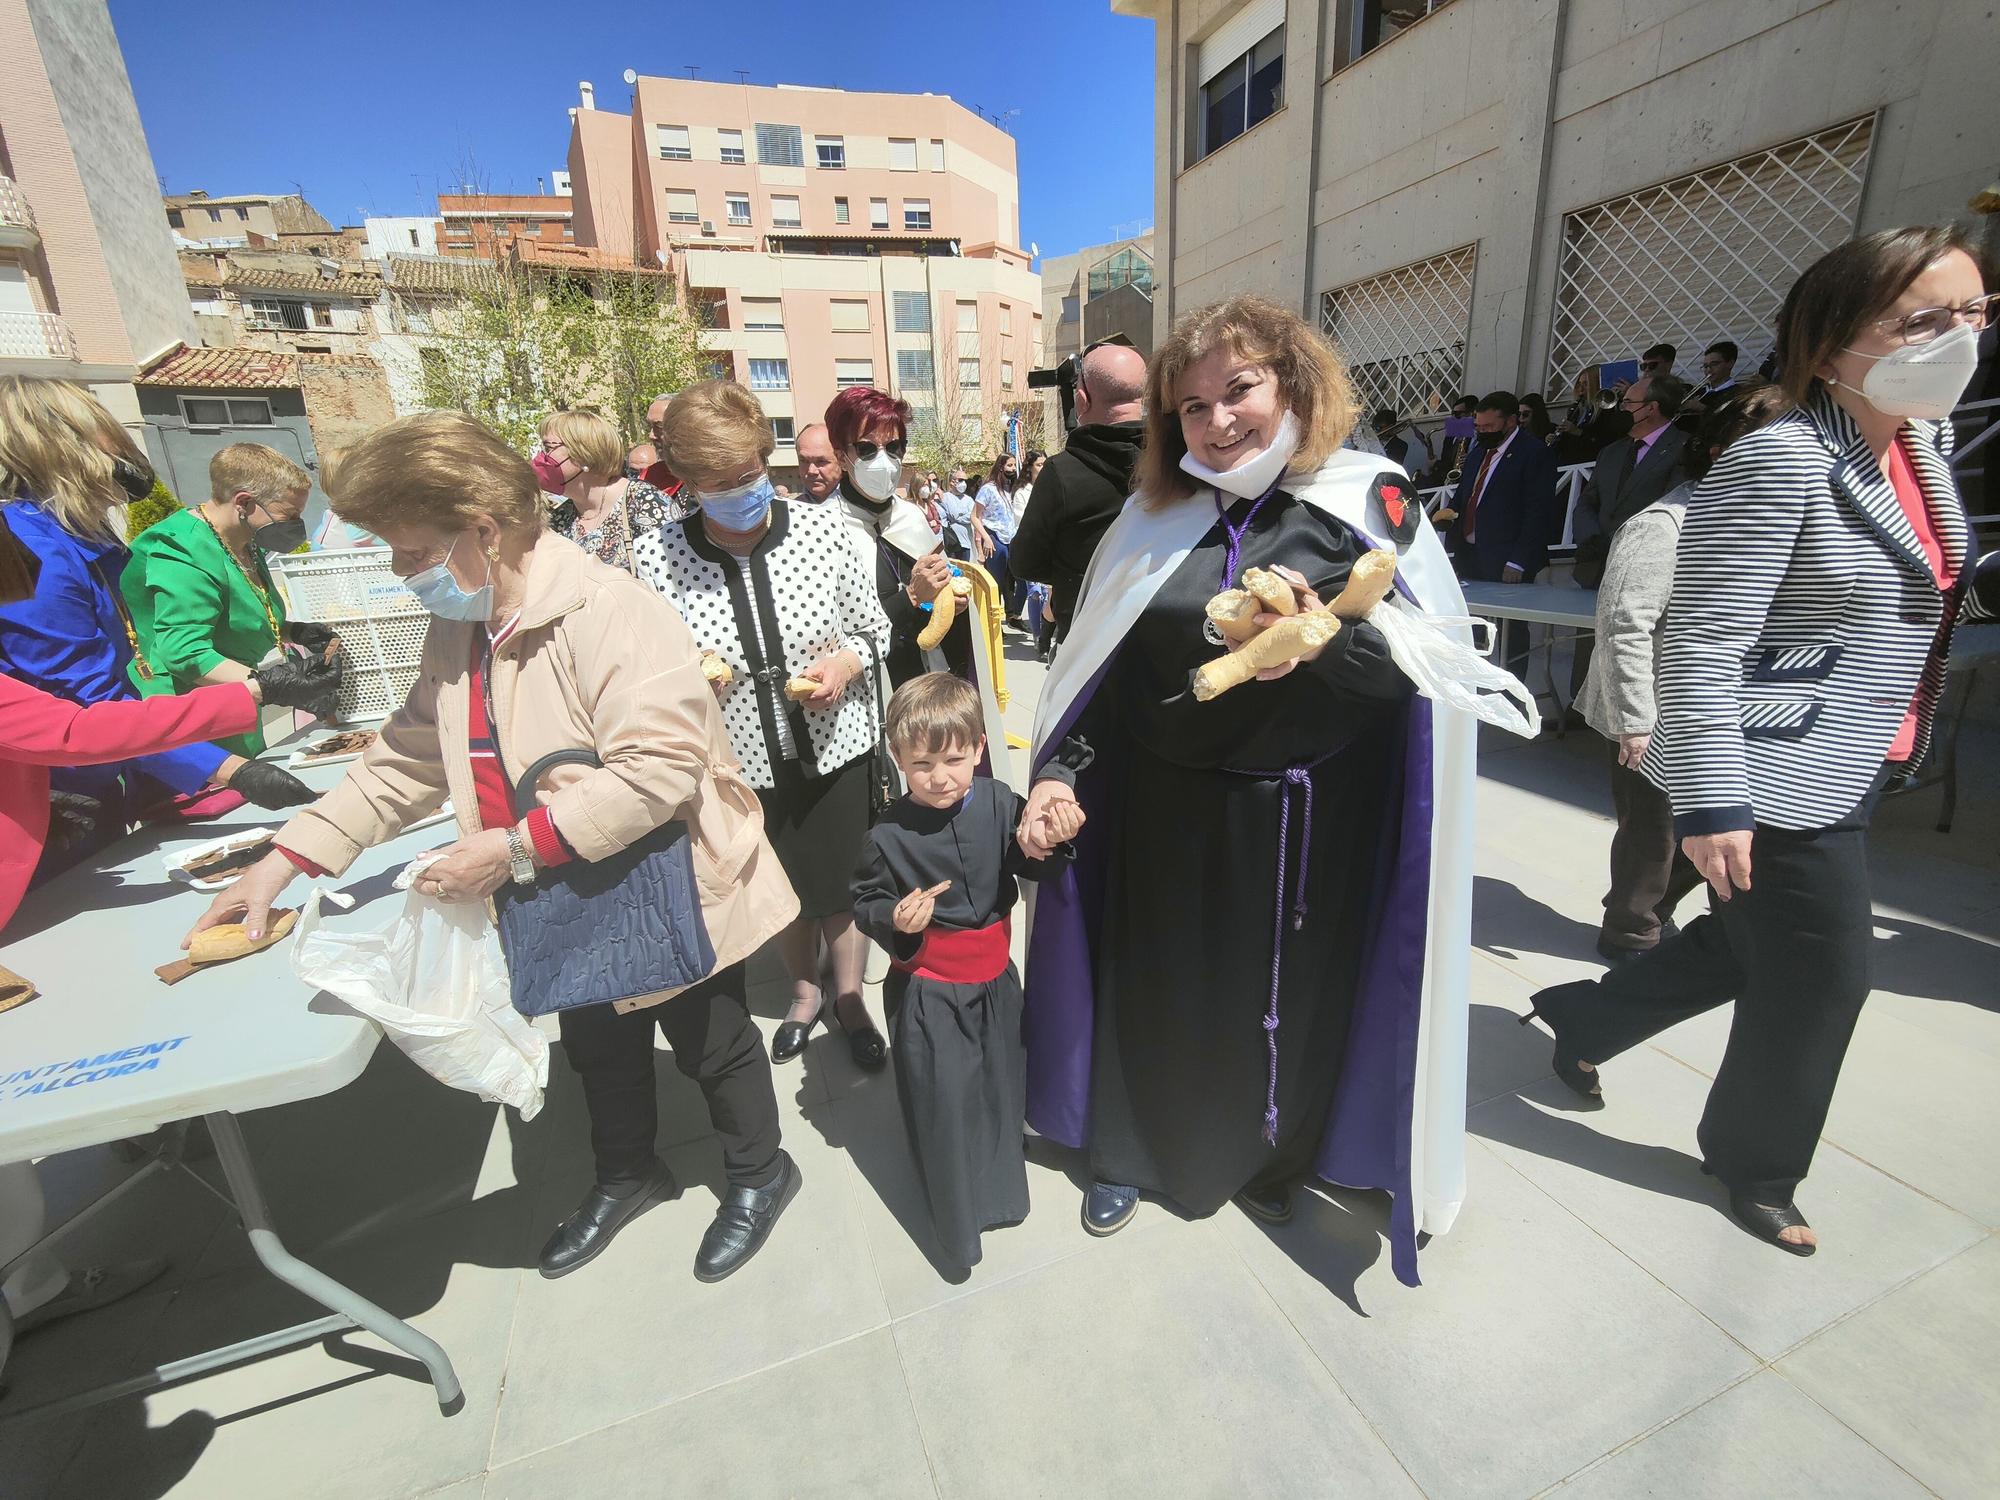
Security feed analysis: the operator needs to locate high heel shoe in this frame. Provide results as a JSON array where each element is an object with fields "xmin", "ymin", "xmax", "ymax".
[
  {"xmin": 827, "ymin": 992, "xmax": 888, "ymax": 1072},
  {"xmin": 770, "ymin": 993, "xmax": 824, "ymax": 1064},
  {"xmin": 1518, "ymin": 1003, "xmax": 1603, "ymax": 1101}
]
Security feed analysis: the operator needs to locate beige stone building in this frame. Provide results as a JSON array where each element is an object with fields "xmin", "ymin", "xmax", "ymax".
[
  {"xmin": 0, "ymin": 0, "xmax": 198, "ymax": 425},
  {"xmin": 566, "ymin": 75, "xmax": 1043, "ymax": 471},
  {"xmin": 163, "ymin": 190, "xmax": 336, "ymax": 250},
  {"xmin": 1041, "ymin": 232, "xmax": 1158, "ymax": 364},
  {"xmin": 1118, "ymin": 0, "xmax": 2000, "ymax": 424}
]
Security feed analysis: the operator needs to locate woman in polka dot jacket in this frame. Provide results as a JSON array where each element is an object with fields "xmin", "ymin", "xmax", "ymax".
[{"xmin": 634, "ymin": 380, "xmax": 896, "ymax": 1073}]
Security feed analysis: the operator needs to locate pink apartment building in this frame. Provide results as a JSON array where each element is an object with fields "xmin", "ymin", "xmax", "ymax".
[{"xmin": 566, "ymin": 76, "xmax": 1043, "ymax": 469}]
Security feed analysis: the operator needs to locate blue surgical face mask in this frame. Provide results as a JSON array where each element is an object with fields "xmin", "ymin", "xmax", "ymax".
[
  {"xmin": 698, "ymin": 473, "xmax": 775, "ymax": 532},
  {"xmin": 403, "ymin": 532, "xmax": 494, "ymax": 621}
]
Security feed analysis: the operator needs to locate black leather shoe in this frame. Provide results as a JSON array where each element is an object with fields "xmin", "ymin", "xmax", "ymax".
[
  {"xmin": 1727, "ymin": 1192, "xmax": 1817, "ymax": 1257},
  {"xmin": 1595, "ymin": 938, "xmax": 1648, "ymax": 968},
  {"xmin": 1235, "ymin": 1185, "xmax": 1294, "ymax": 1224},
  {"xmin": 694, "ymin": 1151, "xmax": 799, "ymax": 1283},
  {"xmin": 828, "ymin": 994, "xmax": 888, "ymax": 1073},
  {"xmin": 538, "ymin": 1166, "xmax": 677, "ymax": 1279},
  {"xmin": 771, "ymin": 997, "xmax": 822, "ymax": 1064},
  {"xmin": 1083, "ymin": 1181, "xmax": 1139, "ymax": 1237},
  {"xmin": 1520, "ymin": 988, "xmax": 1604, "ymax": 1104}
]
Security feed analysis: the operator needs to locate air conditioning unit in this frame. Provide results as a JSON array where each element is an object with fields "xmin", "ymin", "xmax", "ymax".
[{"xmin": 700, "ymin": 219, "xmax": 716, "ymax": 236}]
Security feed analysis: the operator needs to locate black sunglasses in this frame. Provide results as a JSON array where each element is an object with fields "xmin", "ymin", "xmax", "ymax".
[{"xmin": 854, "ymin": 439, "xmax": 907, "ymax": 460}]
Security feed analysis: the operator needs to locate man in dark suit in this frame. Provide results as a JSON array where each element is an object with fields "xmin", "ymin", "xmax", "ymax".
[
  {"xmin": 1570, "ymin": 374, "xmax": 1692, "ymax": 581},
  {"xmin": 1446, "ymin": 391, "xmax": 1562, "ymax": 584},
  {"xmin": 1445, "ymin": 390, "xmax": 1563, "ymax": 681}
]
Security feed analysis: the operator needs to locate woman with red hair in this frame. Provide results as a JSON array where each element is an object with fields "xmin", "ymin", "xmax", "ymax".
[{"xmin": 825, "ymin": 387, "xmax": 959, "ymax": 686}]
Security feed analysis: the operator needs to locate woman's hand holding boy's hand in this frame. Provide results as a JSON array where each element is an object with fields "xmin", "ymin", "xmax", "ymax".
[{"xmin": 1037, "ymin": 800, "xmax": 1085, "ymax": 845}]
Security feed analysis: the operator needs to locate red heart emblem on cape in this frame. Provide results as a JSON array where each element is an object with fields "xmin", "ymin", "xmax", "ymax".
[{"xmin": 1384, "ymin": 496, "xmax": 1405, "ymax": 527}]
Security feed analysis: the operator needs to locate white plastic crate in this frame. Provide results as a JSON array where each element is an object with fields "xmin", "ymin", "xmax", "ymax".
[{"xmin": 270, "ymin": 547, "xmax": 431, "ymax": 724}]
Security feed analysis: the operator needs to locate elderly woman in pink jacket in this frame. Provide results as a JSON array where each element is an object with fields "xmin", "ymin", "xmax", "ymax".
[{"xmin": 189, "ymin": 412, "xmax": 801, "ymax": 1285}]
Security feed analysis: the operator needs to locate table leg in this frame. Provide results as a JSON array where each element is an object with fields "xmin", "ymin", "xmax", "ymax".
[{"xmin": 203, "ymin": 1111, "xmax": 463, "ymax": 1414}]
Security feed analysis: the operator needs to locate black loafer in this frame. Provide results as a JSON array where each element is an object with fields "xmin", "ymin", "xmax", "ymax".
[
  {"xmin": 771, "ymin": 1016, "xmax": 819, "ymax": 1063},
  {"xmin": 538, "ymin": 1166, "xmax": 677, "ymax": 1279},
  {"xmin": 1235, "ymin": 1185, "xmax": 1294, "ymax": 1224},
  {"xmin": 829, "ymin": 995, "xmax": 889, "ymax": 1073},
  {"xmin": 1083, "ymin": 1180, "xmax": 1139, "ymax": 1237},
  {"xmin": 1728, "ymin": 1192, "xmax": 1817, "ymax": 1257},
  {"xmin": 694, "ymin": 1151, "xmax": 799, "ymax": 1283},
  {"xmin": 1595, "ymin": 938, "xmax": 1647, "ymax": 968}
]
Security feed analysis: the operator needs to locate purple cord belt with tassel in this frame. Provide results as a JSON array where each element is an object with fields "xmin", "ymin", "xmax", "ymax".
[{"xmin": 1223, "ymin": 751, "xmax": 1335, "ymax": 1145}]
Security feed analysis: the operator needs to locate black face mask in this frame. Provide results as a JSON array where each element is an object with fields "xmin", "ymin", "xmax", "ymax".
[
  {"xmin": 112, "ymin": 457, "xmax": 156, "ymax": 500},
  {"xmin": 252, "ymin": 516, "xmax": 309, "ymax": 553},
  {"xmin": 1474, "ymin": 428, "xmax": 1508, "ymax": 449}
]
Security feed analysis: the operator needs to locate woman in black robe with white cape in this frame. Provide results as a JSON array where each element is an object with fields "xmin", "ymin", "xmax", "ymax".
[{"xmin": 1018, "ymin": 296, "xmax": 1481, "ymax": 1285}]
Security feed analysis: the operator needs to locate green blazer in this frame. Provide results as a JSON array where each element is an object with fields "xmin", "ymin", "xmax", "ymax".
[{"xmin": 124, "ymin": 506, "xmax": 286, "ymax": 755}]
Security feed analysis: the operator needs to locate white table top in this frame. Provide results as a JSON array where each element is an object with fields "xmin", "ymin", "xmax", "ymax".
[
  {"xmin": 0, "ymin": 739, "xmax": 449, "ymax": 1166},
  {"xmin": 1458, "ymin": 581, "xmax": 1599, "ymax": 628}
]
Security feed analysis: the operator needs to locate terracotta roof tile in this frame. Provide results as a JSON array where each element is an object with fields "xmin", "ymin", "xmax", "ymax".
[
  {"xmin": 137, "ymin": 344, "xmax": 299, "ymax": 389},
  {"xmin": 382, "ymin": 253, "xmax": 500, "ymax": 295}
]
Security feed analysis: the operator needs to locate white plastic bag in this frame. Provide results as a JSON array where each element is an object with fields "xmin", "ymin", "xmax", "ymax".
[
  {"xmin": 1368, "ymin": 595, "xmax": 1541, "ymax": 738},
  {"xmin": 290, "ymin": 886, "xmax": 549, "ymax": 1119}
]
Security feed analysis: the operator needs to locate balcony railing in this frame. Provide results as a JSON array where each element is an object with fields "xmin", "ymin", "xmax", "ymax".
[
  {"xmin": 0, "ymin": 175, "xmax": 39, "ymax": 250},
  {"xmin": 0, "ymin": 310, "xmax": 80, "ymax": 363}
]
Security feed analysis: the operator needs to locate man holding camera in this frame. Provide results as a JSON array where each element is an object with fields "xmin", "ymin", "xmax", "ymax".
[{"xmin": 1009, "ymin": 340, "xmax": 1148, "ymax": 647}]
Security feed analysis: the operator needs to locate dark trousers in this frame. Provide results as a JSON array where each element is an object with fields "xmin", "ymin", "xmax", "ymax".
[
  {"xmin": 557, "ymin": 962, "xmax": 782, "ymax": 1191},
  {"xmin": 1602, "ymin": 756, "xmax": 1703, "ymax": 951},
  {"xmin": 1542, "ymin": 816, "xmax": 1873, "ymax": 1201}
]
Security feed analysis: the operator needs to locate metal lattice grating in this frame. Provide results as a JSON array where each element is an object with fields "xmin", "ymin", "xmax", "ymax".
[
  {"xmin": 1321, "ymin": 245, "xmax": 1476, "ymax": 419},
  {"xmin": 1546, "ymin": 115, "xmax": 1875, "ymax": 396}
]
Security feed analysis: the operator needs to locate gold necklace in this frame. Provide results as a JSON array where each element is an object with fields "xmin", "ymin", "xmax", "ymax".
[{"xmin": 196, "ymin": 507, "xmax": 282, "ymax": 641}]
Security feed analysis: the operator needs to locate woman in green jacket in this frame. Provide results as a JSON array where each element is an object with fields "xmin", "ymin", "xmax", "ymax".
[{"xmin": 124, "ymin": 442, "xmax": 334, "ymax": 755}]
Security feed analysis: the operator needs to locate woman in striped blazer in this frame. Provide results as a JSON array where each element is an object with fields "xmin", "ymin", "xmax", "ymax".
[{"xmin": 1524, "ymin": 226, "xmax": 1999, "ymax": 1257}]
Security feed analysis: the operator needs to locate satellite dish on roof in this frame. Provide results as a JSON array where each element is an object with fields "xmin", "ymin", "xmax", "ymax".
[{"xmin": 623, "ymin": 68, "xmax": 637, "ymax": 85}]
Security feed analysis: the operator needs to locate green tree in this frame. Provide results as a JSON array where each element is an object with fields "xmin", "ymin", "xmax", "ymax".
[
  {"xmin": 123, "ymin": 477, "xmax": 181, "ymax": 541},
  {"xmin": 415, "ymin": 261, "xmax": 707, "ymax": 452}
]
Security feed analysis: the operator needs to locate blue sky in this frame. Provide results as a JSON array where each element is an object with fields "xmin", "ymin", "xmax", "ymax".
[{"xmin": 109, "ymin": 0, "xmax": 1158, "ymax": 265}]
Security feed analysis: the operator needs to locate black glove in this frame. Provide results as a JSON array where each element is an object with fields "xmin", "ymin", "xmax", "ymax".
[
  {"xmin": 252, "ymin": 652, "xmax": 343, "ymax": 718},
  {"xmin": 285, "ymin": 620, "xmax": 339, "ymax": 653},
  {"xmin": 46, "ymin": 790, "xmax": 109, "ymax": 855},
  {"xmin": 229, "ymin": 759, "xmax": 317, "ymax": 809}
]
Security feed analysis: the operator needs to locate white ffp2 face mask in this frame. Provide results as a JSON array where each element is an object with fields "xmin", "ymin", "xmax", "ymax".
[
  {"xmin": 851, "ymin": 449, "xmax": 903, "ymax": 502},
  {"xmin": 1835, "ymin": 320, "xmax": 1979, "ymax": 420},
  {"xmin": 1179, "ymin": 410, "xmax": 1303, "ymax": 499}
]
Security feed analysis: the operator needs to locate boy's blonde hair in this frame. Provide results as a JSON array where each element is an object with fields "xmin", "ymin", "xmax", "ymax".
[
  {"xmin": 886, "ymin": 672, "xmax": 983, "ymax": 755},
  {"xmin": 0, "ymin": 376, "xmax": 153, "ymax": 545},
  {"xmin": 1136, "ymin": 294, "xmax": 1360, "ymax": 505},
  {"xmin": 210, "ymin": 442, "xmax": 309, "ymax": 506},
  {"xmin": 658, "ymin": 379, "xmax": 774, "ymax": 491}
]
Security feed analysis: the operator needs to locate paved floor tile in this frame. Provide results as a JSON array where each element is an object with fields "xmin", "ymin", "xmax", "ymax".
[
  {"xmin": 1217, "ymin": 1141, "xmax": 1755, "ymax": 1500},
  {"xmin": 50, "ymin": 1201, "xmax": 522, "ymax": 1500},
  {"xmin": 486, "ymin": 1330, "xmax": 935, "ymax": 1500},
  {"xmin": 1474, "ymin": 1044, "xmax": 1984, "ymax": 1359},
  {"xmin": 1778, "ymin": 1234, "xmax": 2000, "ymax": 1500},
  {"xmin": 490, "ymin": 1121, "xmax": 888, "ymax": 1466},
  {"xmin": 893, "ymin": 1222, "xmax": 1421, "ymax": 1500},
  {"xmin": 1548, "ymin": 1371, "xmax": 1931, "ymax": 1498}
]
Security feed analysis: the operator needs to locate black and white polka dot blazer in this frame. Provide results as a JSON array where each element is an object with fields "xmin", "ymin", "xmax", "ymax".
[{"xmin": 631, "ymin": 499, "xmax": 891, "ymax": 788}]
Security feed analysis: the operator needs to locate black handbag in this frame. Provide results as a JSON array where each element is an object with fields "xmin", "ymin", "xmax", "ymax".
[
  {"xmin": 487, "ymin": 746, "xmax": 718, "ymax": 1018},
  {"xmin": 856, "ymin": 630, "xmax": 899, "ymax": 817}
]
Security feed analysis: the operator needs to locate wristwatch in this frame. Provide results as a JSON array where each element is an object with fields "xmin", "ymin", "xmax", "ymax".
[{"xmin": 504, "ymin": 826, "xmax": 536, "ymax": 886}]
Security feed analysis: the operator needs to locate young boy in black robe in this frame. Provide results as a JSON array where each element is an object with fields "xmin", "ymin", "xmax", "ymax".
[{"xmin": 851, "ymin": 673, "xmax": 1083, "ymax": 1272}]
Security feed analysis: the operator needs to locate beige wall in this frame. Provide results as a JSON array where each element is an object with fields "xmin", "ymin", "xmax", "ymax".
[
  {"xmin": 170, "ymin": 199, "xmax": 280, "ymax": 242},
  {"xmin": 682, "ymin": 246, "xmax": 1042, "ymax": 465},
  {"xmin": 1141, "ymin": 0, "xmax": 2000, "ymax": 395}
]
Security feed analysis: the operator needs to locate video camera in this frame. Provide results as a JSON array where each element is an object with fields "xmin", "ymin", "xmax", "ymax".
[{"xmin": 1027, "ymin": 333, "xmax": 1135, "ymax": 434}]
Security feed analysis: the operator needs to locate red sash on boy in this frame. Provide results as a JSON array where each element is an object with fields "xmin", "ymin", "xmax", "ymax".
[{"xmin": 893, "ymin": 918, "xmax": 1012, "ymax": 984}]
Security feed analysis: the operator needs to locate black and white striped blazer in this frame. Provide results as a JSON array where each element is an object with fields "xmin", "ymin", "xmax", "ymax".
[{"xmin": 1641, "ymin": 391, "xmax": 1991, "ymax": 834}]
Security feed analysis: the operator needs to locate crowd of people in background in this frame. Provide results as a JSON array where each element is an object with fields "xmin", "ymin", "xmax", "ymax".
[{"xmin": 0, "ymin": 224, "xmax": 1995, "ymax": 1338}]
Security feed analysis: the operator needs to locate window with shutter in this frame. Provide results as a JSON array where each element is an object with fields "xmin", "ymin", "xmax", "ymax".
[
  {"xmin": 657, "ymin": 124, "xmax": 691, "ymax": 161},
  {"xmin": 895, "ymin": 350, "xmax": 934, "ymax": 390},
  {"xmin": 718, "ymin": 129, "xmax": 746, "ymax": 165},
  {"xmin": 755, "ymin": 124, "xmax": 803, "ymax": 166},
  {"xmin": 890, "ymin": 138, "xmax": 918, "ymax": 171},
  {"xmin": 892, "ymin": 291, "xmax": 930, "ymax": 333}
]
